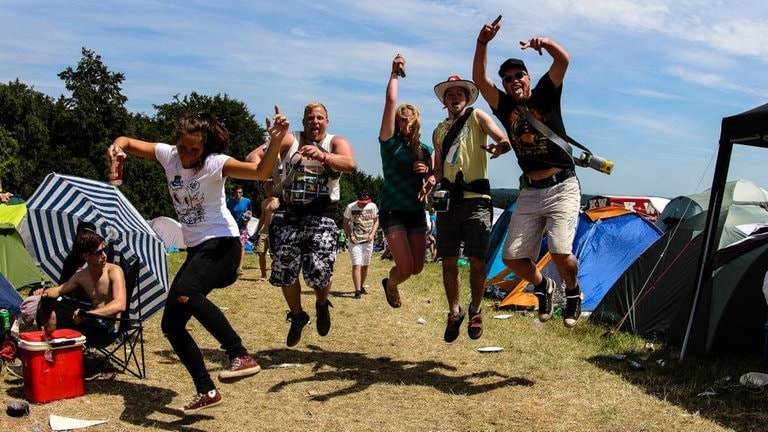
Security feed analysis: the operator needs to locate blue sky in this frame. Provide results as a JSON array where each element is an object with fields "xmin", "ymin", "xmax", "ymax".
[{"xmin": 1, "ymin": 0, "xmax": 767, "ymax": 199}]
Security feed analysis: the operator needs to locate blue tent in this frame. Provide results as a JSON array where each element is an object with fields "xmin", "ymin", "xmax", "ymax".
[
  {"xmin": 486, "ymin": 200, "xmax": 518, "ymax": 280},
  {"xmin": 0, "ymin": 272, "xmax": 22, "ymax": 317},
  {"xmin": 487, "ymin": 206, "xmax": 662, "ymax": 312},
  {"xmin": 573, "ymin": 207, "xmax": 663, "ymax": 311}
]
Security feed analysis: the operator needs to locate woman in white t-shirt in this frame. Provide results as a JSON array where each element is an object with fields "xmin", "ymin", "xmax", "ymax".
[{"xmin": 108, "ymin": 109, "xmax": 289, "ymax": 415}]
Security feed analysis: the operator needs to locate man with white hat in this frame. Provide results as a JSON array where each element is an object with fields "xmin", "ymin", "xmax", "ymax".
[{"xmin": 432, "ymin": 74, "xmax": 510, "ymax": 343}]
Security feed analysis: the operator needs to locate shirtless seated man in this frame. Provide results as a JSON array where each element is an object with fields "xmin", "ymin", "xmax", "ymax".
[{"xmin": 35, "ymin": 228, "xmax": 127, "ymax": 347}]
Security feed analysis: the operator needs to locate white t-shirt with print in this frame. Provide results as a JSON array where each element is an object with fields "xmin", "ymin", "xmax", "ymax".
[
  {"xmin": 343, "ymin": 201, "xmax": 379, "ymax": 243},
  {"xmin": 155, "ymin": 143, "xmax": 238, "ymax": 247}
]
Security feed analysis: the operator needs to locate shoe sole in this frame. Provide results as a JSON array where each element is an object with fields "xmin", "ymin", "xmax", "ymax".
[
  {"xmin": 564, "ymin": 317, "xmax": 581, "ymax": 328},
  {"xmin": 183, "ymin": 398, "xmax": 223, "ymax": 415},
  {"xmin": 468, "ymin": 330, "xmax": 483, "ymax": 339},
  {"xmin": 536, "ymin": 278, "xmax": 555, "ymax": 322},
  {"xmin": 563, "ymin": 291, "xmax": 583, "ymax": 329},
  {"xmin": 218, "ymin": 364, "xmax": 262, "ymax": 380}
]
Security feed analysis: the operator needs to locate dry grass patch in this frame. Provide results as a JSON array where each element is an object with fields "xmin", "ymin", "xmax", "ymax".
[{"xmin": 2, "ymin": 252, "xmax": 766, "ymax": 431}]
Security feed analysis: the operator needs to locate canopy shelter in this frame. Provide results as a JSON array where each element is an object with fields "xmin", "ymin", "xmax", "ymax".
[{"xmin": 686, "ymin": 103, "xmax": 768, "ymax": 359}]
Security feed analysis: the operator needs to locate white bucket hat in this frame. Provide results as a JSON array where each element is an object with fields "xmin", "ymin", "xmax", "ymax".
[{"xmin": 433, "ymin": 75, "xmax": 479, "ymax": 106}]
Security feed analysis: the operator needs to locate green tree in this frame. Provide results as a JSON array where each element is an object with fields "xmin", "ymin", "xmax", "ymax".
[
  {"xmin": 53, "ymin": 47, "xmax": 129, "ymax": 181},
  {"xmin": 0, "ymin": 79, "xmax": 57, "ymax": 198}
]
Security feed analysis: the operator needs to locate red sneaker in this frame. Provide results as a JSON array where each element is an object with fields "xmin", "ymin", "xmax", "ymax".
[
  {"xmin": 183, "ymin": 389, "xmax": 222, "ymax": 415},
  {"xmin": 218, "ymin": 355, "xmax": 261, "ymax": 380}
]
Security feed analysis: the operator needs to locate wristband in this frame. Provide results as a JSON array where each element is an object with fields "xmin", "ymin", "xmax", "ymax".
[{"xmin": 476, "ymin": 39, "xmax": 488, "ymax": 45}]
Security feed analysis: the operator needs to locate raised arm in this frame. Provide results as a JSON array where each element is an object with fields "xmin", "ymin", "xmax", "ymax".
[
  {"xmin": 108, "ymin": 137, "xmax": 158, "ymax": 161},
  {"xmin": 379, "ymin": 54, "xmax": 405, "ymax": 141},
  {"xmin": 473, "ymin": 16, "xmax": 503, "ymax": 110},
  {"xmin": 520, "ymin": 37, "xmax": 570, "ymax": 87},
  {"xmin": 229, "ymin": 106, "xmax": 290, "ymax": 180}
]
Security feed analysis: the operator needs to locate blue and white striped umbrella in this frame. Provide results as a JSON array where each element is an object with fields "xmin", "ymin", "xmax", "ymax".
[{"xmin": 24, "ymin": 173, "xmax": 169, "ymax": 320}]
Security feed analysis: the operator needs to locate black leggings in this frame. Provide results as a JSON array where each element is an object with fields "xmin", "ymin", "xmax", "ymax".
[{"xmin": 160, "ymin": 236, "xmax": 248, "ymax": 394}]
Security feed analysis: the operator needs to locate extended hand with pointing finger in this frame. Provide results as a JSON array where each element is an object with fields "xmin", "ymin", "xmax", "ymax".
[
  {"xmin": 477, "ymin": 15, "xmax": 502, "ymax": 45},
  {"xmin": 266, "ymin": 105, "xmax": 289, "ymax": 141}
]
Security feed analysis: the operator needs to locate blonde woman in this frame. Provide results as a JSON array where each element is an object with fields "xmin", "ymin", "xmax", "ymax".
[{"xmin": 378, "ymin": 54, "xmax": 436, "ymax": 308}]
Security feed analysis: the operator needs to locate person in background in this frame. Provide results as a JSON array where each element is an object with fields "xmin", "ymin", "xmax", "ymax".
[
  {"xmin": 337, "ymin": 229, "xmax": 348, "ymax": 253},
  {"xmin": 226, "ymin": 184, "xmax": 252, "ymax": 276},
  {"xmin": 108, "ymin": 109, "xmax": 289, "ymax": 414},
  {"xmin": 252, "ymin": 180, "xmax": 279, "ymax": 281},
  {"xmin": 246, "ymin": 102, "xmax": 356, "ymax": 348},
  {"xmin": 431, "ymin": 72, "xmax": 510, "ymax": 343},
  {"xmin": 377, "ymin": 54, "xmax": 436, "ymax": 309},
  {"xmin": 473, "ymin": 17, "xmax": 582, "ymax": 328},
  {"xmin": 343, "ymin": 191, "xmax": 380, "ymax": 299}
]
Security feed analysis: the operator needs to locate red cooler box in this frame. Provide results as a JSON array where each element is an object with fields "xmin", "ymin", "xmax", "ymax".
[{"xmin": 19, "ymin": 329, "xmax": 86, "ymax": 403}]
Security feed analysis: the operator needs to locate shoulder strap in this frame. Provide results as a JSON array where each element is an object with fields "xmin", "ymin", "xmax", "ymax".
[
  {"xmin": 441, "ymin": 107, "xmax": 475, "ymax": 161},
  {"xmin": 515, "ymin": 106, "xmax": 592, "ymax": 165}
]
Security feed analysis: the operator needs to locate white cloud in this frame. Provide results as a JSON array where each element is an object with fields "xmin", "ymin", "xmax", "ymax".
[{"xmin": 1, "ymin": 0, "xmax": 767, "ymax": 197}]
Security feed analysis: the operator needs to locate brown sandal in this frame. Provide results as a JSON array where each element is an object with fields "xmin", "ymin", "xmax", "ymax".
[{"xmin": 381, "ymin": 278, "xmax": 401, "ymax": 308}]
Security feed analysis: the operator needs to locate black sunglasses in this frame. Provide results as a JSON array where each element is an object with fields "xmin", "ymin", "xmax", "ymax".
[
  {"xmin": 502, "ymin": 71, "xmax": 528, "ymax": 83},
  {"xmin": 88, "ymin": 247, "xmax": 107, "ymax": 257}
]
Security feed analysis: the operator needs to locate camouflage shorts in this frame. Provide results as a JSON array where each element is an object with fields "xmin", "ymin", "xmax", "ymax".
[{"xmin": 269, "ymin": 215, "xmax": 338, "ymax": 289}]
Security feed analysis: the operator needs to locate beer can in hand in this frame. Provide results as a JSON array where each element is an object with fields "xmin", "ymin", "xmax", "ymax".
[
  {"xmin": 109, "ymin": 151, "xmax": 126, "ymax": 186},
  {"xmin": 0, "ymin": 309, "xmax": 10, "ymax": 332},
  {"xmin": 396, "ymin": 63, "xmax": 407, "ymax": 78}
]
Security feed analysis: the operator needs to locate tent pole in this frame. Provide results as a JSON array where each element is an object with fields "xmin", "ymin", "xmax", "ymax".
[{"xmin": 681, "ymin": 137, "xmax": 732, "ymax": 361}]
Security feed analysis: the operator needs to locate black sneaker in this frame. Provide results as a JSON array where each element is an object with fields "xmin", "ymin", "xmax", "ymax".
[
  {"xmin": 467, "ymin": 307, "xmax": 483, "ymax": 340},
  {"xmin": 360, "ymin": 286, "xmax": 368, "ymax": 295},
  {"xmin": 315, "ymin": 300, "xmax": 333, "ymax": 337},
  {"xmin": 563, "ymin": 288, "xmax": 583, "ymax": 328},
  {"xmin": 354, "ymin": 291, "xmax": 361, "ymax": 299},
  {"xmin": 286, "ymin": 310, "xmax": 310, "ymax": 347},
  {"xmin": 444, "ymin": 308, "xmax": 465, "ymax": 343},
  {"xmin": 534, "ymin": 277, "xmax": 555, "ymax": 322}
]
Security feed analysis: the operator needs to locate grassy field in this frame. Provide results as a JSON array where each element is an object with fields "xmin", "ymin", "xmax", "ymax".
[{"xmin": 2, "ymin": 251, "xmax": 767, "ymax": 431}]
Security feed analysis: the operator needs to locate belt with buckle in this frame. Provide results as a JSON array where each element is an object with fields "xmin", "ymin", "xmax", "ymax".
[{"xmin": 525, "ymin": 169, "xmax": 575, "ymax": 189}]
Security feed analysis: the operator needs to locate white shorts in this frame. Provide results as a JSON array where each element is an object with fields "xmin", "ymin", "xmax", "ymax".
[
  {"xmin": 503, "ymin": 176, "xmax": 580, "ymax": 261},
  {"xmin": 348, "ymin": 241, "xmax": 374, "ymax": 266}
]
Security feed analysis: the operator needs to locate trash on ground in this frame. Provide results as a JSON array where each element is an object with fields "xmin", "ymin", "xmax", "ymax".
[{"xmin": 269, "ymin": 363, "xmax": 302, "ymax": 369}]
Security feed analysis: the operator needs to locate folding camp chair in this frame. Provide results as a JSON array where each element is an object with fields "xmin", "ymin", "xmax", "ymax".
[{"xmin": 81, "ymin": 254, "xmax": 146, "ymax": 379}]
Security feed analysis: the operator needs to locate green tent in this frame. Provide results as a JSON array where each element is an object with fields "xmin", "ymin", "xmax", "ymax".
[
  {"xmin": 0, "ymin": 199, "xmax": 41, "ymax": 289},
  {"xmin": 591, "ymin": 179, "xmax": 768, "ymax": 356}
]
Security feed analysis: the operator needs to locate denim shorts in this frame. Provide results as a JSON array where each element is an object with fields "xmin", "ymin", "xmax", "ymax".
[{"xmin": 379, "ymin": 209, "xmax": 428, "ymax": 235}]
